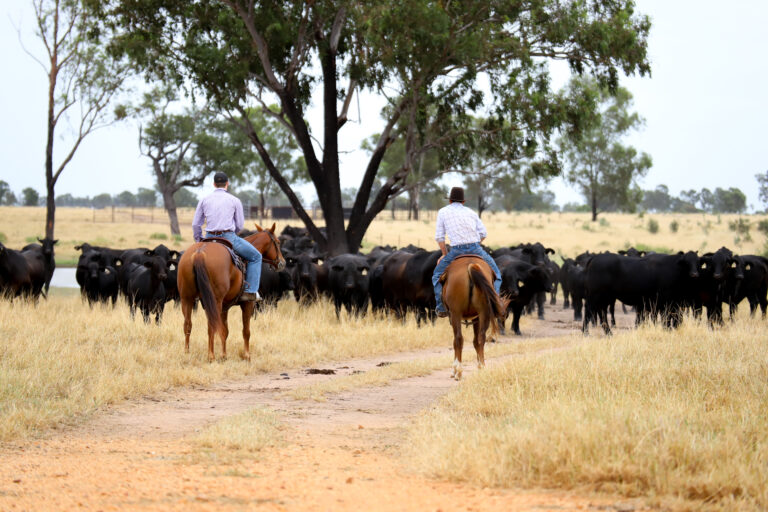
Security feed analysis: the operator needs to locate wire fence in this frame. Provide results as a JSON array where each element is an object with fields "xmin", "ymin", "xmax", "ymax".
[{"xmin": 86, "ymin": 205, "xmax": 439, "ymax": 225}]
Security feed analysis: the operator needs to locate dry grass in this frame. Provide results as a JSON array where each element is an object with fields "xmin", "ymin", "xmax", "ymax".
[
  {"xmin": 288, "ymin": 335, "xmax": 577, "ymax": 401},
  {"xmin": 1, "ymin": 207, "xmax": 765, "ymax": 264},
  {"xmin": 405, "ymin": 312, "xmax": 768, "ymax": 511},
  {"xmin": 0, "ymin": 295, "xmax": 452, "ymax": 442},
  {"xmin": 193, "ymin": 407, "xmax": 283, "ymax": 459}
]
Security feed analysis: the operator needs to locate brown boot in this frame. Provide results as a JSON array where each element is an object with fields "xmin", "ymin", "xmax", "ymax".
[{"xmin": 240, "ymin": 291, "xmax": 262, "ymax": 302}]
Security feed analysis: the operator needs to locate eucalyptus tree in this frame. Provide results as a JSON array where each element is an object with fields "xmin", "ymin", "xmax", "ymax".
[
  {"xmin": 27, "ymin": 0, "xmax": 129, "ymax": 238},
  {"xmin": 559, "ymin": 77, "xmax": 653, "ymax": 221},
  {"xmin": 96, "ymin": 0, "xmax": 651, "ymax": 254}
]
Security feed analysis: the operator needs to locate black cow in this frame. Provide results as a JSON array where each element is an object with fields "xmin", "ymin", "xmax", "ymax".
[
  {"xmin": 0, "ymin": 242, "xmax": 33, "ymax": 299},
  {"xmin": 559, "ymin": 258, "xmax": 588, "ymax": 320},
  {"xmin": 327, "ymin": 254, "xmax": 370, "ymax": 319},
  {"xmin": 81, "ymin": 256, "xmax": 120, "ymax": 307},
  {"xmin": 21, "ymin": 237, "xmax": 57, "ymax": 296},
  {"xmin": 507, "ymin": 243, "xmax": 555, "ymax": 319},
  {"xmin": 164, "ymin": 254, "xmax": 181, "ymax": 304},
  {"xmin": 366, "ymin": 245, "xmax": 396, "ymax": 268},
  {"xmin": 118, "ymin": 244, "xmax": 178, "ymax": 298},
  {"xmin": 727, "ymin": 255, "xmax": 768, "ymax": 318},
  {"xmin": 618, "ymin": 247, "xmax": 647, "ymax": 257},
  {"xmin": 125, "ymin": 256, "xmax": 171, "ymax": 323},
  {"xmin": 498, "ymin": 259, "xmax": 552, "ymax": 335},
  {"xmin": 257, "ymin": 262, "xmax": 295, "ymax": 308},
  {"xmin": 583, "ymin": 251, "xmax": 700, "ymax": 334},
  {"xmin": 285, "ymin": 250, "xmax": 323, "ymax": 303},
  {"xmin": 377, "ymin": 249, "xmax": 441, "ymax": 325},
  {"xmin": 280, "ymin": 225, "xmax": 309, "ymax": 240},
  {"xmin": 75, "ymin": 244, "xmax": 123, "ymax": 295},
  {"xmin": 689, "ymin": 247, "xmax": 737, "ymax": 325},
  {"xmin": 545, "ymin": 259, "xmax": 560, "ymax": 305}
]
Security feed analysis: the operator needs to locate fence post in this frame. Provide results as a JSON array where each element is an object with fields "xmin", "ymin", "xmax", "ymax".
[
  {"xmin": 150, "ymin": 206, "xmax": 154, "ymax": 223},
  {"xmin": 93, "ymin": 208, "xmax": 96, "ymax": 223},
  {"xmin": 131, "ymin": 206, "xmax": 134, "ymax": 223},
  {"xmin": 111, "ymin": 205, "xmax": 115, "ymax": 223}
]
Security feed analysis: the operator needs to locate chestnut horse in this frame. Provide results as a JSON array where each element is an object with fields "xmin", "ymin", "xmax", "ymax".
[
  {"xmin": 441, "ymin": 256, "xmax": 508, "ymax": 380},
  {"xmin": 177, "ymin": 223, "xmax": 285, "ymax": 361}
]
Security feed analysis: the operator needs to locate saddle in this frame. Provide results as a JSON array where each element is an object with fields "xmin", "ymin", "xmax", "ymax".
[
  {"xmin": 438, "ymin": 254, "xmax": 485, "ymax": 284},
  {"xmin": 201, "ymin": 237, "xmax": 248, "ymax": 304}
]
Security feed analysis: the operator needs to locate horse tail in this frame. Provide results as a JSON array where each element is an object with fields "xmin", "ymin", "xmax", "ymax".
[
  {"xmin": 468, "ymin": 263, "xmax": 505, "ymax": 337},
  {"xmin": 193, "ymin": 251, "xmax": 224, "ymax": 338}
]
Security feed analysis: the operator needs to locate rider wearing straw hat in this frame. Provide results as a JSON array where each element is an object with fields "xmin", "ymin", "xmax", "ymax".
[{"xmin": 431, "ymin": 186, "xmax": 501, "ymax": 317}]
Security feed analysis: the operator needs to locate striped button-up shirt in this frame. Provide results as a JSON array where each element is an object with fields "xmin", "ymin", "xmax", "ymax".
[
  {"xmin": 192, "ymin": 188, "xmax": 245, "ymax": 242},
  {"xmin": 434, "ymin": 202, "xmax": 487, "ymax": 245}
]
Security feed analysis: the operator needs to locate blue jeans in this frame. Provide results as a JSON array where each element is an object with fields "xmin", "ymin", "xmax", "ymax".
[
  {"xmin": 432, "ymin": 243, "xmax": 501, "ymax": 313},
  {"xmin": 216, "ymin": 231, "xmax": 262, "ymax": 293}
]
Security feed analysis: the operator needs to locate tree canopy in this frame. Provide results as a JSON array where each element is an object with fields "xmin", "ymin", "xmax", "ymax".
[
  {"xmin": 559, "ymin": 76, "xmax": 652, "ymax": 221},
  {"xmin": 95, "ymin": 0, "xmax": 651, "ymax": 253}
]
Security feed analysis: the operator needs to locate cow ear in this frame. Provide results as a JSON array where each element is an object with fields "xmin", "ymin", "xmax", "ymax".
[
  {"xmin": 269, "ymin": 223, "xmax": 276, "ymax": 234},
  {"xmin": 170, "ymin": 250, "xmax": 180, "ymax": 258},
  {"xmin": 702, "ymin": 252, "xmax": 714, "ymax": 258},
  {"xmin": 254, "ymin": 223, "xmax": 263, "ymax": 232},
  {"xmin": 74, "ymin": 244, "xmax": 82, "ymax": 250},
  {"xmin": 37, "ymin": 237, "xmax": 44, "ymax": 243},
  {"xmin": 618, "ymin": 250, "xmax": 627, "ymax": 255},
  {"xmin": 546, "ymin": 248, "xmax": 555, "ymax": 254},
  {"xmin": 53, "ymin": 239, "xmax": 59, "ymax": 245}
]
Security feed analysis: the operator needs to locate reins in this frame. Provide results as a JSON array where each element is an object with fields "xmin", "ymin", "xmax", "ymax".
[{"xmin": 255, "ymin": 230, "xmax": 283, "ymax": 269}]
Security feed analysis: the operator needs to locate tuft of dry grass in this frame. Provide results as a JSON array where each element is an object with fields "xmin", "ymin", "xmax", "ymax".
[
  {"xmin": 0, "ymin": 295, "xmax": 452, "ymax": 441},
  {"xmin": 404, "ymin": 314, "xmax": 768, "ymax": 510},
  {"xmin": 193, "ymin": 407, "xmax": 283, "ymax": 459},
  {"xmin": 1, "ymin": 207, "xmax": 765, "ymax": 264}
]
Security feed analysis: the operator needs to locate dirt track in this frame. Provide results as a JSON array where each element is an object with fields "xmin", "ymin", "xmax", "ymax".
[{"xmin": 0, "ymin": 305, "xmax": 647, "ymax": 511}]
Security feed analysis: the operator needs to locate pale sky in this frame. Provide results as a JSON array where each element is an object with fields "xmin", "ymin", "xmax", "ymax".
[{"xmin": 1, "ymin": 1, "xmax": 766, "ymax": 210}]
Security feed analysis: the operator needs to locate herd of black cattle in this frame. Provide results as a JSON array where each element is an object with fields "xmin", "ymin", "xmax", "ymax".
[{"xmin": 1, "ymin": 225, "xmax": 767, "ymax": 335}]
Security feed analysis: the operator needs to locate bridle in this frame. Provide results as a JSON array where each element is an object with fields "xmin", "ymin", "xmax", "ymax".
[{"xmin": 259, "ymin": 230, "xmax": 285, "ymax": 271}]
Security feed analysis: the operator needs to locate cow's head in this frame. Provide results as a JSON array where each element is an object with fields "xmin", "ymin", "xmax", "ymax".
[{"xmin": 677, "ymin": 251, "xmax": 700, "ymax": 278}]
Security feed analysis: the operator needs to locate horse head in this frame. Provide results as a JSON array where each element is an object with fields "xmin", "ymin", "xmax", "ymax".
[{"xmin": 252, "ymin": 222, "xmax": 286, "ymax": 272}]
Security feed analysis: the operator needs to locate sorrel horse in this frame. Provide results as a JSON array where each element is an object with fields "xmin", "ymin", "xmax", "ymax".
[
  {"xmin": 440, "ymin": 256, "xmax": 508, "ymax": 380},
  {"xmin": 177, "ymin": 223, "xmax": 285, "ymax": 361}
]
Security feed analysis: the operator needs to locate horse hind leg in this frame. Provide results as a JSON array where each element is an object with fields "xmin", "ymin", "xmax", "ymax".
[
  {"xmin": 450, "ymin": 314, "xmax": 464, "ymax": 380},
  {"xmin": 181, "ymin": 299, "xmax": 193, "ymax": 354},
  {"xmin": 241, "ymin": 301, "xmax": 255, "ymax": 361},
  {"xmin": 220, "ymin": 307, "xmax": 230, "ymax": 360},
  {"xmin": 472, "ymin": 318, "xmax": 486, "ymax": 369}
]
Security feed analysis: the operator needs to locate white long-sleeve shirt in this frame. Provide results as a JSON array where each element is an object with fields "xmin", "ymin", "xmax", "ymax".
[{"xmin": 434, "ymin": 202, "xmax": 487, "ymax": 245}]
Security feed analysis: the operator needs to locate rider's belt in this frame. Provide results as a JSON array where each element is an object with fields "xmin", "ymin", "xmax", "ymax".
[
  {"xmin": 207, "ymin": 230, "xmax": 233, "ymax": 236},
  {"xmin": 453, "ymin": 242, "xmax": 480, "ymax": 249}
]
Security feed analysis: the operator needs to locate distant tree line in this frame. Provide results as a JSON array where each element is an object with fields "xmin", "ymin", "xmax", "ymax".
[{"xmin": 640, "ymin": 185, "xmax": 747, "ymax": 214}]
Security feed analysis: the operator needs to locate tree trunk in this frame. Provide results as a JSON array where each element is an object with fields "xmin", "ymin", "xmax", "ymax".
[
  {"xmin": 478, "ymin": 190, "xmax": 485, "ymax": 219},
  {"xmin": 161, "ymin": 188, "xmax": 181, "ymax": 235},
  {"xmin": 260, "ymin": 190, "xmax": 265, "ymax": 218},
  {"xmin": 591, "ymin": 188, "xmax": 598, "ymax": 222},
  {"xmin": 44, "ymin": 47, "xmax": 58, "ymax": 240},
  {"xmin": 391, "ymin": 198, "xmax": 396, "ymax": 219},
  {"xmin": 410, "ymin": 186, "xmax": 420, "ymax": 221}
]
